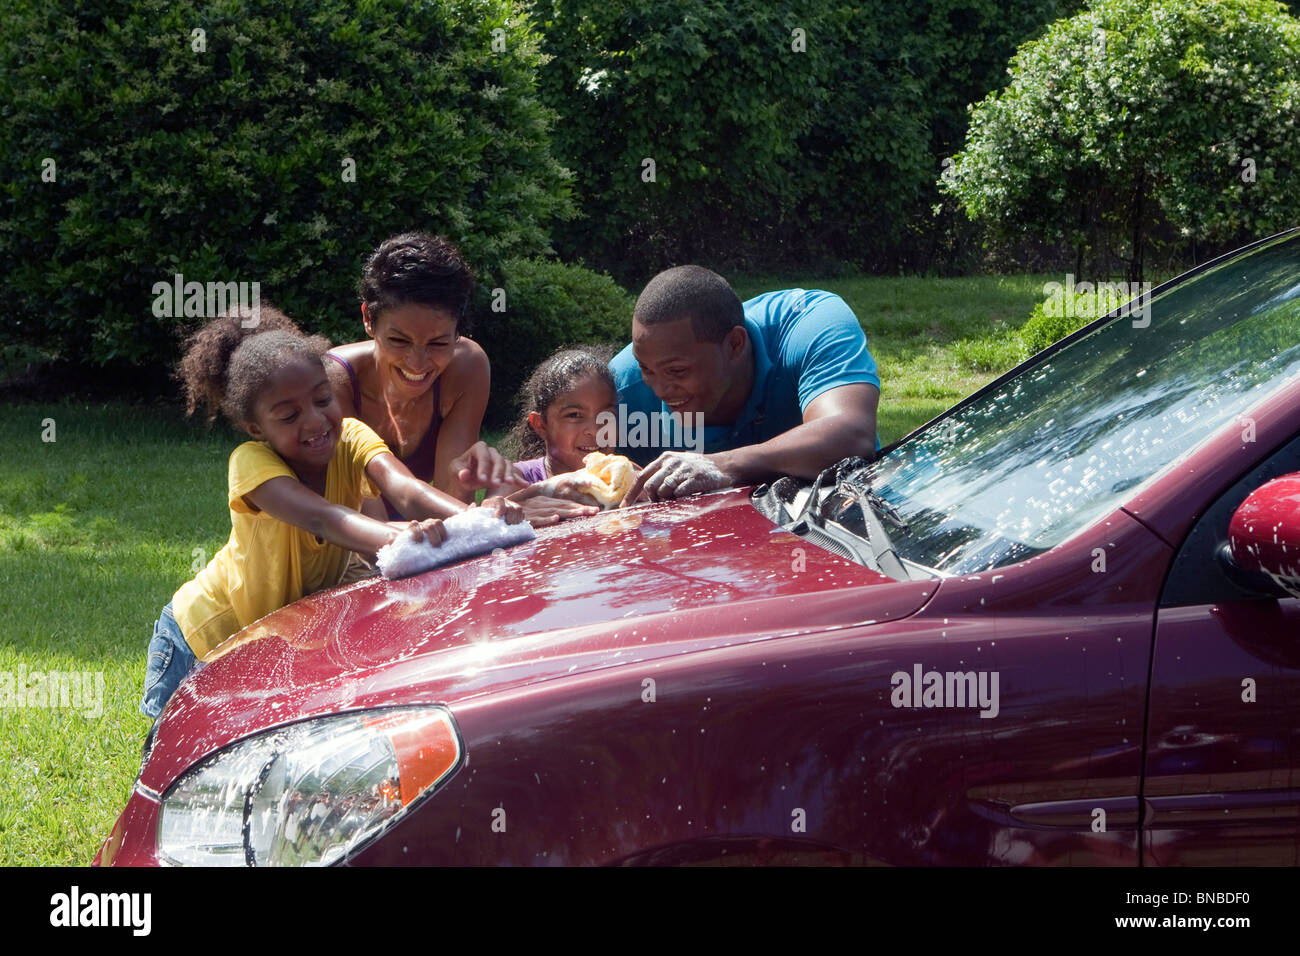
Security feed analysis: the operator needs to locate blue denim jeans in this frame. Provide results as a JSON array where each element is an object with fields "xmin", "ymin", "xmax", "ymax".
[{"xmin": 139, "ymin": 602, "xmax": 199, "ymax": 719}]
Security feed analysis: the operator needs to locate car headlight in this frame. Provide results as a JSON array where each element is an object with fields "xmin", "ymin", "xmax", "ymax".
[{"xmin": 157, "ymin": 706, "xmax": 462, "ymax": 866}]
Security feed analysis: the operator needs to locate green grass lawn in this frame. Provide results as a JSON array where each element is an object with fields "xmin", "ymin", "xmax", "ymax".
[
  {"xmin": 732, "ymin": 273, "xmax": 1050, "ymax": 443},
  {"xmin": 0, "ymin": 406, "xmax": 237, "ymax": 865},
  {"xmin": 0, "ymin": 272, "xmax": 1052, "ymax": 865}
]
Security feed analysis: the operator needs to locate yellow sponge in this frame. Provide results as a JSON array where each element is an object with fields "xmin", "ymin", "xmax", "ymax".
[{"xmin": 581, "ymin": 452, "xmax": 637, "ymax": 508}]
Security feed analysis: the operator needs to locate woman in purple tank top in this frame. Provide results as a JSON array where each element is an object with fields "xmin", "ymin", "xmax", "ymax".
[{"xmin": 325, "ymin": 233, "xmax": 526, "ymax": 520}]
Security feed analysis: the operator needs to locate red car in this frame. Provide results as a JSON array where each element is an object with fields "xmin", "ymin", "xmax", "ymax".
[{"xmin": 97, "ymin": 231, "xmax": 1300, "ymax": 866}]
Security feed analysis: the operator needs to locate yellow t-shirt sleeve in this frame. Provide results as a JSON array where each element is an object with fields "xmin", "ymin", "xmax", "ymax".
[
  {"xmin": 228, "ymin": 441, "xmax": 297, "ymax": 514},
  {"xmin": 340, "ymin": 417, "xmax": 395, "ymax": 500}
]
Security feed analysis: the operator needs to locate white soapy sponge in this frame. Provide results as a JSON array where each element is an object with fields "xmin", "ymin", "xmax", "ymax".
[{"xmin": 375, "ymin": 509, "xmax": 536, "ymax": 580}]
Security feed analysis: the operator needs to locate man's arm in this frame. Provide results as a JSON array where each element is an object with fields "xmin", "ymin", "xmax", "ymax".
[
  {"xmin": 623, "ymin": 383, "xmax": 878, "ymax": 502},
  {"xmin": 713, "ymin": 382, "xmax": 878, "ymax": 483}
]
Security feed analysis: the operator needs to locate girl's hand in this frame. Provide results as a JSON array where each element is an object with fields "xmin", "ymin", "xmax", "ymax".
[
  {"xmin": 540, "ymin": 473, "xmax": 604, "ymax": 505},
  {"xmin": 474, "ymin": 495, "xmax": 527, "ymax": 525},
  {"xmin": 385, "ymin": 518, "xmax": 447, "ymax": 548},
  {"xmin": 508, "ymin": 482, "xmax": 601, "ymax": 525},
  {"xmin": 518, "ymin": 495, "xmax": 600, "ymax": 526},
  {"xmin": 450, "ymin": 442, "xmax": 530, "ymax": 493}
]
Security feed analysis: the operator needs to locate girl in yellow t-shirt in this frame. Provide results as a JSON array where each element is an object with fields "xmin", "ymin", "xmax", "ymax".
[{"xmin": 140, "ymin": 306, "xmax": 526, "ymax": 719}]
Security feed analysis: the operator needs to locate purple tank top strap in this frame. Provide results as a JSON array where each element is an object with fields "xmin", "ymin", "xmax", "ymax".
[{"xmin": 325, "ymin": 352, "xmax": 362, "ymax": 410}]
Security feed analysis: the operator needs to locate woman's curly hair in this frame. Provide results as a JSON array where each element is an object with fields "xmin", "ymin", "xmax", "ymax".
[
  {"xmin": 176, "ymin": 304, "xmax": 332, "ymax": 427},
  {"xmin": 360, "ymin": 232, "xmax": 474, "ymax": 328}
]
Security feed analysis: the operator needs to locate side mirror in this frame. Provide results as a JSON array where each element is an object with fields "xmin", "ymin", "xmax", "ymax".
[{"xmin": 1228, "ymin": 474, "xmax": 1300, "ymax": 599}]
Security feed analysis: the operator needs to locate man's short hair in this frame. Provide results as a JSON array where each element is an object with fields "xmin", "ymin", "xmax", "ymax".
[{"xmin": 634, "ymin": 265, "xmax": 744, "ymax": 343}]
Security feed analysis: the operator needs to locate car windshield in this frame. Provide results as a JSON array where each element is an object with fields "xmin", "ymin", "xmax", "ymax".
[{"xmin": 859, "ymin": 231, "xmax": 1300, "ymax": 574}]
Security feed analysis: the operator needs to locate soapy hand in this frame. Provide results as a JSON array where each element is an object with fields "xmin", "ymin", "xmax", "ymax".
[
  {"xmin": 621, "ymin": 451, "xmax": 729, "ymax": 504},
  {"xmin": 473, "ymin": 494, "xmax": 527, "ymax": 525},
  {"xmin": 508, "ymin": 480, "xmax": 601, "ymax": 525},
  {"xmin": 385, "ymin": 517, "xmax": 447, "ymax": 548}
]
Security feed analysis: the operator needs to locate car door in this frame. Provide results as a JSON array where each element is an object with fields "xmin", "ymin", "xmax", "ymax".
[{"xmin": 1143, "ymin": 429, "xmax": 1300, "ymax": 865}]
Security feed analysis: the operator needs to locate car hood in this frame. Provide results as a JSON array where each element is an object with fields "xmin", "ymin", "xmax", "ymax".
[{"xmin": 145, "ymin": 489, "xmax": 937, "ymax": 789}]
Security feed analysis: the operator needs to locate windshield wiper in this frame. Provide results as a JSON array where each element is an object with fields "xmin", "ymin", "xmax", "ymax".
[
  {"xmin": 779, "ymin": 456, "xmax": 866, "ymax": 531},
  {"xmin": 762, "ymin": 457, "xmax": 909, "ymax": 579},
  {"xmin": 807, "ymin": 457, "xmax": 912, "ymax": 580},
  {"xmin": 832, "ymin": 463, "xmax": 909, "ymax": 533}
]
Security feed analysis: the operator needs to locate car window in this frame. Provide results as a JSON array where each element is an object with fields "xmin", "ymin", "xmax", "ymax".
[{"xmin": 863, "ymin": 232, "xmax": 1300, "ymax": 574}]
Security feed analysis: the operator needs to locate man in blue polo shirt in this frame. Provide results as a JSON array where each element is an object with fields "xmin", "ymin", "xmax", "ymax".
[{"xmin": 611, "ymin": 265, "xmax": 880, "ymax": 502}]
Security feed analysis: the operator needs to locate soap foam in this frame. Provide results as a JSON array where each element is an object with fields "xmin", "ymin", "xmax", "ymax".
[{"xmin": 375, "ymin": 509, "xmax": 536, "ymax": 580}]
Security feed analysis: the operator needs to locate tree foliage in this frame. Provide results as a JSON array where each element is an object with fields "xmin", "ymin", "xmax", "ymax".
[
  {"xmin": 535, "ymin": 0, "xmax": 1081, "ymax": 282},
  {"xmin": 0, "ymin": 0, "xmax": 574, "ymax": 367},
  {"xmin": 470, "ymin": 256, "xmax": 633, "ymax": 428},
  {"xmin": 941, "ymin": 0, "xmax": 1300, "ymax": 281}
]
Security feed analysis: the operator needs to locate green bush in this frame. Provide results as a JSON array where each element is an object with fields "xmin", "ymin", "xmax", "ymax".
[
  {"xmin": 1020, "ymin": 288, "xmax": 1130, "ymax": 354},
  {"xmin": 941, "ymin": 0, "xmax": 1300, "ymax": 282},
  {"xmin": 468, "ymin": 257, "xmax": 634, "ymax": 428},
  {"xmin": 0, "ymin": 0, "xmax": 573, "ymax": 368},
  {"xmin": 534, "ymin": 0, "xmax": 1081, "ymax": 281}
]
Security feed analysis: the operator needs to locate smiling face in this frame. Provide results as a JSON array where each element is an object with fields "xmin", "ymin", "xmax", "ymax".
[
  {"xmin": 364, "ymin": 303, "xmax": 459, "ymax": 398},
  {"xmin": 244, "ymin": 357, "xmax": 343, "ymax": 476},
  {"xmin": 631, "ymin": 317, "xmax": 749, "ymax": 423},
  {"xmin": 528, "ymin": 374, "xmax": 618, "ymax": 475}
]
